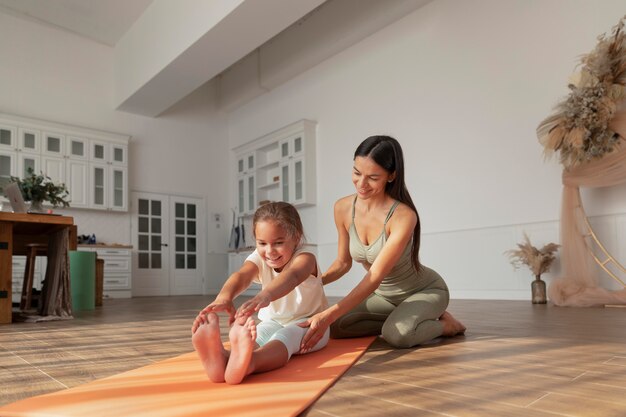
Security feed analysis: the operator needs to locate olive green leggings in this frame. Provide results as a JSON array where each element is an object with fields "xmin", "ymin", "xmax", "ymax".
[{"xmin": 330, "ymin": 280, "xmax": 449, "ymax": 348}]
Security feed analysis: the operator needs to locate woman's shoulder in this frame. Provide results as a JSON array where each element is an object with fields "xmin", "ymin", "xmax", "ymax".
[
  {"xmin": 334, "ymin": 194, "xmax": 355, "ymax": 211},
  {"xmin": 389, "ymin": 201, "xmax": 417, "ymax": 225}
]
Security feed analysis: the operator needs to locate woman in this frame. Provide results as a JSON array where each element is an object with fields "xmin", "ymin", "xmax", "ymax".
[{"xmin": 299, "ymin": 135, "xmax": 465, "ymax": 350}]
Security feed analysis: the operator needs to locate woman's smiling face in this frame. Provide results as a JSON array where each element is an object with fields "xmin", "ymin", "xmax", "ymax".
[{"xmin": 352, "ymin": 156, "xmax": 395, "ymax": 200}]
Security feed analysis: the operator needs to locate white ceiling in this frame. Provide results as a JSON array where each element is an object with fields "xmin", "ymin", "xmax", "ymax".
[
  {"xmin": 0, "ymin": 0, "xmax": 329, "ymax": 116},
  {"xmin": 0, "ymin": 0, "xmax": 430, "ymax": 116},
  {"xmin": 0, "ymin": 0, "xmax": 153, "ymax": 46}
]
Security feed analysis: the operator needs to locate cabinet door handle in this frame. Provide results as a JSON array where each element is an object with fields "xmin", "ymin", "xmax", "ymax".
[{"xmin": 161, "ymin": 243, "xmax": 169, "ymax": 247}]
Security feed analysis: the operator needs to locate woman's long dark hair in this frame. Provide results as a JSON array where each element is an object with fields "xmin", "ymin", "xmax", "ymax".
[{"xmin": 354, "ymin": 135, "xmax": 421, "ymax": 272}]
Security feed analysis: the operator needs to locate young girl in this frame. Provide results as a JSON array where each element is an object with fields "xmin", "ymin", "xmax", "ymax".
[{"xmin": 191, "ymin": 202, "xmax": 329, "ymax": 385}]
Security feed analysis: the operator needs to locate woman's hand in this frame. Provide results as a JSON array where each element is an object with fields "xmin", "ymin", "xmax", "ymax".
[
  {"xmin": 191, "ymin": 299, "xmax": 236, "ymax": 334},
  {"xmin": 236, "ymin": 291, "xmax": 271, "ymax": 318},
  {"xmin": 297, "ymin": 310, "xmax": 333, "ymax": 352}
]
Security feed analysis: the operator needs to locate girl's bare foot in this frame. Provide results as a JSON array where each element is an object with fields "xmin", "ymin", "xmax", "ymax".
[
  {"xmin": 191, "ymin": 312, "xmax": 227, "ymax": 382},
  {"xmin": 439, "ymin": 311, "xmax": 466, "ymax": 337},
  {"xmin": 225, "ymin": 316, "xmax": 257, "ymax": 385}
]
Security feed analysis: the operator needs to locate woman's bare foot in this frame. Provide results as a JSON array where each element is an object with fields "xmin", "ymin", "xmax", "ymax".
[
  {"xmin": 191, "ymin": 312, "xmax": 227, "ymax": 382},
  {"xmin": 225, "ymin": 315, "xmax": 257, "ymax": 385},
  {"xmin": 439, "ymin": 311, "xmax": 466, "ymax": 337}
]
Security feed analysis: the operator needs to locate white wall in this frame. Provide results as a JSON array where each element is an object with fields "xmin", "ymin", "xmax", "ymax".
[
  {"xmin": 0, "ymin": 11, "xmax": 232, "ymax": 289},
  {"xmin": 227, "ymin": 0, "xmax": 626, "ymax": 299},
  {"xmin": 3, "ymin": 1, "xmax": 625, "ymax": 300}
]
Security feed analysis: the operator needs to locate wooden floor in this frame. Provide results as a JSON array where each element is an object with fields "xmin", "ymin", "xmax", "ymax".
[{"xmin": 1, "ymin": 297, "xmax": 625, "ymax": 416}]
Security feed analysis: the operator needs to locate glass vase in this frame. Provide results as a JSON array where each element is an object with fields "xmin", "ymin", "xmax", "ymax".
[
  {"xmin": 531, "ymin": 275, "xmax": 547, "ymax": 304},
  {"xmin": 29, "ymin": 199, "xmax": 45, "ymax": 213}
]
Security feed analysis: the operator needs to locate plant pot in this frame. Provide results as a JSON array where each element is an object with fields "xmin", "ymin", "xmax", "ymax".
[
  {"xmin": 531, "ymin": 275, "xmax": 547, "ymax": 304},
  {"xmin": 29, "ymin": 199, "xmax": 45, "ymax": 213}
]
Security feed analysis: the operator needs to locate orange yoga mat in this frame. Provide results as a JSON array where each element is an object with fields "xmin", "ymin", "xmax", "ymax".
[{"xmin": 0, "ymin": 337, "xmax": 375, "ymax": 417}]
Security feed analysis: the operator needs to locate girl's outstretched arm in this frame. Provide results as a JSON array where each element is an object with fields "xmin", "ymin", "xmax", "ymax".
[
  {"xmin": 236, "ymin": 252, "xmax": 317, "ymax": 318},
  {"xmin": 192, "ymin": 261, "xmax": 258, "ymax": 333}
]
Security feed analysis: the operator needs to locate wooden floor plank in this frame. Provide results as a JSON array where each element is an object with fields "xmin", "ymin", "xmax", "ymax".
[{"xmin": 529, "ymin": 391, "xmax": 626, "ymax": 416}]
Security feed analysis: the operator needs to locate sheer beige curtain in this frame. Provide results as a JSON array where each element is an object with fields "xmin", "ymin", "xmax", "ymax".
[{"xmin": 549, "ymin": 109, "xmax": 626, "ymax": 306}]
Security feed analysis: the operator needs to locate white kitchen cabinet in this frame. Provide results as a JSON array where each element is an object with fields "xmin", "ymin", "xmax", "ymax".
[
  {"xmin": 110, "ymin": 166, "xmax": 127, "ymax": 211},
  {"xmin": 236, "ymin": 152, "xmax": 256, "ymax": 216},
  {"xmin": 237, "ymin": 173, "xmax": 256, "ymax": 216},
  {"xmin": 0, "ymin": 124, "xmax": 17, "ymax": 151},
  {"xmin": 90, "ymin": 140, "xmax": 128, "ymax": 211},
  {"xmin": 0, "ymin": 113, "xmax": 130, "ymax": 212},
  {"xmin": 90, "ymin": 164, "xmax": 127, "ymax": 211},
  {"xmin": 42, "ymin": 155, "xmax": 65, "ymax": 184},
  {"xmin": 18, "ymin": 127, "xmax": 41, "ymax": 154},
  {"xmin": 17, "ymin": 153, "xmax": 40, "ymax": 180},
  {"xmin": 0, "ymin": 124, "xmax": 44, "ymax": 182},
  {"xmin": 0, "ymin": 150, "xmax": 17, "ymax": 183},
  {"xmin": 67, "ymin": 136, "xmax": 88, "ymax": 160},
  {"xmin": 66, "ymin": 159, "xmax": 89, "ymax": 207},
  {"xmin": 280, "ymin": 156, "xmax": 307, "ymax": 205},
  {"xmin": 43, "ymin": 132, "xmax": 66, "ymax": 157},
  {"xmin": 232, "ymin": 119, "xmax": 316, "ymax": 213},
  {"xmin": 79, "ymin": 246, "xmax": 132, "ymax": 298}
]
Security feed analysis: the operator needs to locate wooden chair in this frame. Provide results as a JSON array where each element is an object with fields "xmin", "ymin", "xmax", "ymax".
[{"xmin": 20, "ymin": 243, "xmax": 48, "ymax": 311}]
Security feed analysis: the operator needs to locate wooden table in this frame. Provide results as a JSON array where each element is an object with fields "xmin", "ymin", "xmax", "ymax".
[{"xmin": 0, "ymin": 212, "xmax": 77, "ymax": 324}]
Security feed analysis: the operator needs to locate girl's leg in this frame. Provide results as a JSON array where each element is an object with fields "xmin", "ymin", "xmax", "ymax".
[
  {"xmin": 225, "ymin": 315, "xmax": 258, "ymax": 384},
  {"xmin": 226, "ymin": 319, "xmax": 332, "ymax": 384},
  {"xmin": 191, "ymin": 312, "xmax": 228, "ymax": 383},
  {"xmin": 329, "ymin": 292, "xmax": 395, "ymax": 338}
]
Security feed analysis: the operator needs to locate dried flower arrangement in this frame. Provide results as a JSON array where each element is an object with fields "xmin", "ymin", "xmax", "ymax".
[
  {"xmin": 537, "ymin": 15, "xmax": 626, "ymax": 168},
  {"xmin": 506, "ymin": 234, "xmax": 560, "ymax": 278}
]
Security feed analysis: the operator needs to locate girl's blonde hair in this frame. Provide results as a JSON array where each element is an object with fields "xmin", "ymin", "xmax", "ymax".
[{"xmin": 252, "ymin": 202, "xmax": 304, "ymax": 245}]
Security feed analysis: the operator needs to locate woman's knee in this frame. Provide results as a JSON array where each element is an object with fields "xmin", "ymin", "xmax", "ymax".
[
  {"xmin": 329, "ymin": 320, "xmax": 346, "ymax": 339},
  {"xmin": 381, "ymin": 323, "xmax": 415, "ymax": 348}
]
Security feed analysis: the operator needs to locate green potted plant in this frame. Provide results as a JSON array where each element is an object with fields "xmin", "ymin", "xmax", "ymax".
[{"xmin": 8, "ymin": 168, "xmax": 70, "ymax": 211}]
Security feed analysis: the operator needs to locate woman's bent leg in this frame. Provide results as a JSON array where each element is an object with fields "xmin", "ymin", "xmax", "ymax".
[
  {"xmin": 381, "ymin": 287, "xmax": 449, "ymax": 348},
  {"xmin": 330, "ymin": 293, "xmax": 395, "ymax": 338}
]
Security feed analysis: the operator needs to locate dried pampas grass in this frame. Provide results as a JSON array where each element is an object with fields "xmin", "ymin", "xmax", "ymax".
[
  {"xmin": 537, "ymin": 15, "xmax": 626, "ymax": 168},
  {"xmin": 506, "ymin": 234, "xmax": 560, "ymax": 277}
]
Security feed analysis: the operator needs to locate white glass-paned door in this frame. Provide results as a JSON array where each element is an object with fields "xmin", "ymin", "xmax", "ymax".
[
  {"xmin": 170, "ymin": 196, "xmax": 203, "ymax": 295},
  {"xmin": 133, "ymin": 193, "xmax": 170, "ymax": 296},
  {"xmin": 132, "ymin": 192, "xmax": 204, "ymax": 296}
]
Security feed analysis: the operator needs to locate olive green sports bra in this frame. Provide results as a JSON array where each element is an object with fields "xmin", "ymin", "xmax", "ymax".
[
  {"xmin": 349, "ymin": 196, "xmax": 401, "ymax": 265},
  {"xmin": 348, "ymin": 195, "xmax": 427, "ymax": 301}
]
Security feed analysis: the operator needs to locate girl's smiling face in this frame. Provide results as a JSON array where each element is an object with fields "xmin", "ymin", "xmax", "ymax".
[
  {"xmin": 255, "ymin": 220, "xmax": 298, "ymax": 271},
  {"xmin": 352, "ymin": 156, "xmax": 395, "ymax": 200}
]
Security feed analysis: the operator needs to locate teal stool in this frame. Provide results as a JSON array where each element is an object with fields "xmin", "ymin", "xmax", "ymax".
[{"xmin": 69, "ymin": 251, "xmax": 96, "ymax": 311}]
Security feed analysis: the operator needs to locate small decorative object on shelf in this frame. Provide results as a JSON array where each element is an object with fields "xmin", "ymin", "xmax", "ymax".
[
  {"xmin": 505, "ymin": 233, "xmax": 560, "ymax": 304},
  {"xmin": 5, "ymin": 167, "xmax": 70, "ymax": 211}
]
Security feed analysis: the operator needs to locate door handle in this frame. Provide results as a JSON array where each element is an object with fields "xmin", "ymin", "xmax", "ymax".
[{"xmin": 161, "ymin": 243, "xmax": 169, "ymax": 247}]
